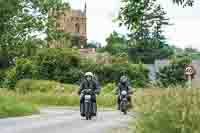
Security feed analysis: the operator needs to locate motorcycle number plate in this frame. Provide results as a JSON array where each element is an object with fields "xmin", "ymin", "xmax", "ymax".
[{"xmin": 85, "ymin": 95, "xmax": 91, "ymax": 100}]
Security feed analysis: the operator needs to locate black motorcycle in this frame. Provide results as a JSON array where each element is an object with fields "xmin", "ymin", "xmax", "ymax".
[
  {"xmin": 81, "ymin": 89, "xmax": 97, "ymax": 120},
  {"xmin": 120, "ymin": 90, "xmax": 129, "ymax": 115}
]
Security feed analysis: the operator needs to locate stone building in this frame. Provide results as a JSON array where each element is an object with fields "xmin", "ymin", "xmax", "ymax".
[{"xmin": 48, "ymin": 3, "xmax": 87, "ymax": 48}]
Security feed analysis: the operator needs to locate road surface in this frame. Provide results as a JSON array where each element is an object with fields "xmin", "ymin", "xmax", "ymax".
[{"xmin": 0, "ymin": 108, "xmax": 133, "ymax": 133}]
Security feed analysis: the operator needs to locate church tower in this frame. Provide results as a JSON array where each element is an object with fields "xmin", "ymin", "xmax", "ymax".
[
  {"xmin": 48, "ymin": 1, "xmax": 87, "ymax": 48},
  {"xmin": 84, "ymin": 2, "xmax": 87, "ymax": 16}
]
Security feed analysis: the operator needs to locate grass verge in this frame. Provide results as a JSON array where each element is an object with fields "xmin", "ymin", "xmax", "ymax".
[
  {"xmin": 0, "ymin": 91, "xmax": 39, "ymax": 118},
  {"xmin": 131, "ymin": 87, "xmax": 200, "ymax": 133}
]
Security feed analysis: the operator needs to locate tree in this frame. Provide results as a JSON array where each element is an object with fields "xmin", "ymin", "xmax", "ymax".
[
  {"xmin": 118, "ymin": 0, "xmax": 174, "ymax": 63},
  {"xmin": 86, "ymin": 41, "xmax": 101, "ymax": 48},
  {"xmin": 184, "ymin": 47, "xmax": 198, "ymax": 53},
  {"xmin": 0, "ymin": 0, "xmax": 69, "ymax": 68},
  {"xmin": 172, "ymin": 0, "xmax": 194, "ymax": 7},
  {"xmin": 118, "ymin": 0, "xmax": 170, "ymax": 41},
  {"xmin": 103, "ymin": 31, "xmax": 128, "ymax": 55}
]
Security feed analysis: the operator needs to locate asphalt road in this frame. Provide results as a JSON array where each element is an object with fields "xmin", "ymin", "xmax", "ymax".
[{"xmin": 0, "ymin": 108, "xmax": 132, "ymax": 133}]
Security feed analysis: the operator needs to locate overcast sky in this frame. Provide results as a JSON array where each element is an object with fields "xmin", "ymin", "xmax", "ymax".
[{"xmin": 68, "ymin": 0, "xmax": 200, "ymax": 50}]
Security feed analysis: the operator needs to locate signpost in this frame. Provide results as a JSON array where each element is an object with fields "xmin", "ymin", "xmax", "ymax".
[{"xmin": 185, "ymin": 65, "xmax": 196, "ymax": 89}]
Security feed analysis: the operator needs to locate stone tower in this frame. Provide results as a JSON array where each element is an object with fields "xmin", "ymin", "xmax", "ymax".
[{"xmin": 48, "ymin": 3, "xmax": 87, "ymax": 48}]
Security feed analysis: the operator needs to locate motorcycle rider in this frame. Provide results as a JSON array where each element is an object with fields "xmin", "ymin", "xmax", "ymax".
[
  {"xmin": 116, "ymin": 75, "xmax": 132, "ymax": 110},
  {"xmin": 78, "ymin": 72, "xmax": 101, "ymax": 117}
]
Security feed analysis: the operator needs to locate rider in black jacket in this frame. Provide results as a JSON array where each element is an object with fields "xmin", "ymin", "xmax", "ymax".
[
  {"xmin": 78, "ymin": 72, "xmax": 101, "ymax": 116},
  {"xmin": 116, "ymin": 75, "xmax": 132, "ymax": 110}
]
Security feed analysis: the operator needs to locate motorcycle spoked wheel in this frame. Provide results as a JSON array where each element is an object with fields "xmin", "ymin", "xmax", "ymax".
[
  {"xmin": 85, "ymin": 102, "xmax": 92, "ymax": 120},
  {"xmin": 120, "ymin": 102, "xmax": 128, "ymax": 115}
]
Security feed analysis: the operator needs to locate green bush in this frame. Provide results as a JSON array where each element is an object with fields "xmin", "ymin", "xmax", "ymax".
[
  {"xmin": 0, "ymin": 69, "xmax": 6, "ymax": 87},
  {"xmin": 2, "ymin": 48, "xmax": 149, "ymax": 88},
  {"xmin": 157, "ymin": 56, "xmax": 191, "ymax": 87},
  {"xmin": 35, "ymin": 48, "xmax": 82, "ymax": 83},
  {"xmin": 82, "ymin": 63, "xmax": 149, "ymax": 87},
  {"xmin": 3, "ymin": 68, "xmax": 17, "ymax": 89},
  {"xmin": 15, "ymin": 79, "xmax": 79, "ymax": 93},
  {"xmin": 15, "ymin": 58, "xmax": 39, "ymax": 80},
  {"xmin": 3, "ymin": 58, "xmax": 39, "ymax": 89},
  {"xmin": 133, "ymin": 88, "xmax": 200, "ymax": 133}
]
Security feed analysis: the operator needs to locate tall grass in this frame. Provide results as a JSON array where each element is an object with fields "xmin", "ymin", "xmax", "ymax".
[
  {"xmin": 17, "ymin": 92, "xmax": 116, "ymax": 107},
  {"xmin": 133, "ymin": 87, "xmax": 200, "ymax": 133},
  {"xmin": 0, "ymin": 90, "xmax": 39, "ymax": 118},
  {"xmin": 0, "ymin": 81, "xmax": 118, "ymax": 118}
]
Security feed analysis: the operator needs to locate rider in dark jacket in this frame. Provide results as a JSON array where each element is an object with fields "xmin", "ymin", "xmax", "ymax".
[
  {"xmin": 78, "ymin": 72, "xmax": 101, "ymax": 116},
  {"xmin": 116, "ymin": 75, "xmax": 132, "ymax": 110}
]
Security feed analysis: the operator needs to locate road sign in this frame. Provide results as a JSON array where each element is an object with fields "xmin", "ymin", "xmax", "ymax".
[
  {"xmin": 185, "ymin": 65, "xmax": 196, "ymax": 89},
  {"xmin": 185, "ymin": 66, "xmax": 194, "ymax": 76}
]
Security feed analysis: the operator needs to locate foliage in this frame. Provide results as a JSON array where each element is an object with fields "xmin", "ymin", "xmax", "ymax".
[
  {"xmin": 172, "ymin": 0, "xmax": 194, "ymax": 7},
  {"xmin": 82, "ymin": 62, "xmax": 149, "ymax": 87},
  {"xmin": 16, "ymin": 58, "xmax": 39, "ymax": 80},
  {"xmin": 2, "ymin": 48, "xmax": 149, "ymax": 88},
  {"xmin": 85, "ymin": 41, "xmax": 101, "ymax": 48},
  {"xmin": 157, "ymin": 56, "xmax": 192, "ymax": 87},
  {"xmin": 0, "ymin": 0, "xmax": 69, "ymax": 68},
  {"xmin": 34, "ymin": 48, "xmax": 82, "ymax": 83},
  {"xmin": 2, "ymin": 58, "xmax": 39, "ymax": 88},
  {"xmin": 133, "ymin": 88, "xmax": 200, "ymax": 133},
  {"xmin": 111, "ymin": 53, "xmax": 128, "ymax": 64},
  {"xmin": 103, "ymin": 31, "xmax": 128, "ymax": 55},
  {"xmin": 3, "ymin": 68, "xmax": 17, "ymax": 89},
  {"xmin": 128, "ymin": 39, "xmax": 174, "ymax": 64},
  {"xmin": 118, "ymin": 0, "xmax": 170, "ymax": 41},
  {"xmin": 184, "ymin": 47, "xmax": 198, "ymax": 53},
  {"xmin": 117, "ymin": 0, "xmax": 174, "ymax": 64},
  {"xmin": 0, "ymin": 69, "xmax": 6, "ymax": 86},
  {"xmin": 191, "ymin": 53, "xmax": 200, "ymax": 60}
]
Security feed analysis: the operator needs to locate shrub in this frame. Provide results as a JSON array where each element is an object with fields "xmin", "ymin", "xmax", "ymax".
[
  {"xmin": 133, "ymin": 88, "xmax": 200, "ymax": 133},
  {"xmin": 3, "ymin": 58, "xmax": 39, "ymax": 89},
  {"xmin": 15, "ymin": 58, "xmax": 39, "ymax": 80},
  {"xmin": 0, "ymin": 69, "xmax": 6, "ymax": 87},
  {"xmin": 157, "ymin": 56, "xmax": 191, "ymax": 87},
  {"xmin": 3, "ymin": 68, "xmax": 17, "ymax": 89},
  {"xmin": 81, "ymin": 61, "xmax": 149, "ymax": 87},
  {"xmin": 35, "ymin": 48, "xmax": 82, "ymax": 83}
]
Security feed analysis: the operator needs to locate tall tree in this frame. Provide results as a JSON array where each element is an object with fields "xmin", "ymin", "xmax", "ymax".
[
  {"xmin": 104, "ymin": 31, "xmax": 128, "ymax": 55},
  {"xmin": 0, "ymin": 0, "xmax": 69, "ymax": 68},
  {"xmin": 172, "ymin": 0, "xmax": 194, "ymax": 7},
  {"xmin": 118, "ymin": 0, "xmax": 170, "ymax": 41}
]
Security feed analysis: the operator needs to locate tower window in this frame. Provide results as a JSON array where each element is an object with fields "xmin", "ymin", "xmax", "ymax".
[{"xmin": 75, "ymin": 23, "xmax": 80, "ymax": 33}]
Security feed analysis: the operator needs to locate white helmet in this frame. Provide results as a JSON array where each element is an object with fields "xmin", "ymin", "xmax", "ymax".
[{"xmin": 85, "ymin": 72, "xmax": 93, "ymax": 77}]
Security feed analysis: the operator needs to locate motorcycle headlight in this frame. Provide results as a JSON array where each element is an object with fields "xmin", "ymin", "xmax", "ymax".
[
  {"xmin": 121, "ymin": 90, "xmax": 127, "ymax": 95},
  {"xmin": 85, "ymin": 95, "xmax": 91, "ymax": 100}
]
